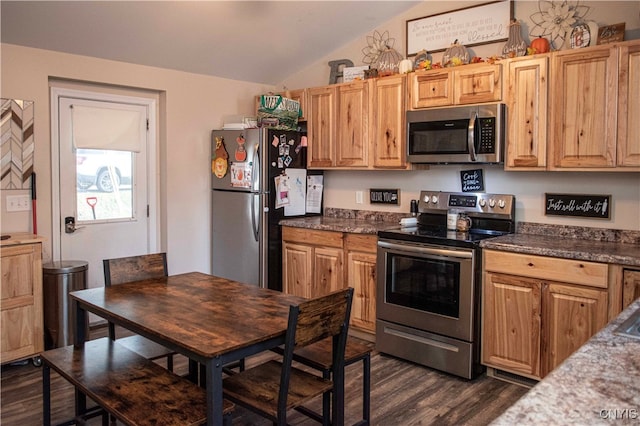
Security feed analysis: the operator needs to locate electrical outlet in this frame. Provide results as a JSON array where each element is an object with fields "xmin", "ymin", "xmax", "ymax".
[
  {"xmin": 6, "ymin": 195, "xmax": 31, "ymax": 212},
  {"xmin": 355, "ymin": 191, "xmax": 363, "ymax": 204}
]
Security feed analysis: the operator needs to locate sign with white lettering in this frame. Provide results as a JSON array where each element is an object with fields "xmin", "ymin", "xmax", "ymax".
[
  {"xmin": 460, "ymin": 169, "xmax": 484, "ymax": 193},
  {"xmin": 370, "ymin": 188, "xmax": 399, "ymax": 205},
  {"xmin": 544, "ymin": 193, "xmax": 611, "ymax": 219},
  {"xmin": 405, "ymin": 0, "xmax": 512, "ymax": 56}
]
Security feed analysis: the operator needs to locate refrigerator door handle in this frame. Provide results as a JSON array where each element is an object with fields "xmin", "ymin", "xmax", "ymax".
[{"xmin": 251, "ymin": 142, "xmax": 260, "ymax": 242}]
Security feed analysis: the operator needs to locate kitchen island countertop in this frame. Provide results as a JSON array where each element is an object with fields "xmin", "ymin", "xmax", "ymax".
[{"xmin": 492, "ymin": 297, "xmax": 640, "ymax": 425}]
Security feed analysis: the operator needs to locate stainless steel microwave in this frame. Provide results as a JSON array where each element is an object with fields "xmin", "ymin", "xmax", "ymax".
[{"xmin": 407, "ymin": 103, "xmax": 505, "ymax": 164}]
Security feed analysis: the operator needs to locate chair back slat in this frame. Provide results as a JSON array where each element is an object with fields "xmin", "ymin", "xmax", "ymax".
[
  {"xmin": 103, "ymin": 253, "xmax": 168, "ymax": 286},
  {"xmin": 294, "ymin": 289, "xmax": 351, "ymax": 347}
]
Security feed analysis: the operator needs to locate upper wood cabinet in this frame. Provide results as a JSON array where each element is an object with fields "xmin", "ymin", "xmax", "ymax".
[
  {"xmin": 549, "ymin": 41, "xmax": 640, "ymax": 170},
  {"xmin": 371, "ymin": 74, "xmax": 408, "ymax": 169},
  {"xmin": 307, "ymin": 78, "xmax": 407, "ymax": 170},
  {"xmin": 307, "ymin": 81, "xmax": 370, "ymax": 168},
  {"xmin": 504, "ymin": 55, "xmax": 548, "ymax": 170},
  {"xmin": 408, "ymin": 63, "xmax": 502, "ymax": 109},
  {"xmin": 335, "ymin": 81, "xmax": 369, "ymax": 167}
]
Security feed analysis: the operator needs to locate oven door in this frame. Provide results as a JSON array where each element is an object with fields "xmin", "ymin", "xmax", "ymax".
[{"xmin": 376, "ymin": 239, "xmax": 476, "ymax": 342}]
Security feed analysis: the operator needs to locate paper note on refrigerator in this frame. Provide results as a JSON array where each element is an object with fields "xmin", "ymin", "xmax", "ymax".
[
  {"xmin": 306, "ymin": 175, "xmax": 323, "ymax": 214},
  {"xmin": 284, "ymin": 168, "xmax": 306, "ymax": 216}
]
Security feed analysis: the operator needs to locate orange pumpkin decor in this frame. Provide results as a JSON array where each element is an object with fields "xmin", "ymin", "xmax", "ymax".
[{"xmin": 530, "ymin": 36, "xmax": 550, "ymax": 54}]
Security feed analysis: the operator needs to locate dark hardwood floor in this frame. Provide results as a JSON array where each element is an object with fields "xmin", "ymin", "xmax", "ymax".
[{"xmin": 1, "ymin": 328, "xmax": 528, "ymax": 425}]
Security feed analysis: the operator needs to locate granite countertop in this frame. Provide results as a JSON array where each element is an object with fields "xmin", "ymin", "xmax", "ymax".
[
  {"xmin": 279, "ymin": 208, "xmax": 407, "ymax": 235},
  {"xmin": 480, "ymin": 222, "xmax": 640, "ymax": 267},
  {"xmin": 492, "ymin": 298, "xmax": 640, "ymax": 425},
  {"xmin": 279, "ymin": 216, "xmax": 401, "ymax": 235}
]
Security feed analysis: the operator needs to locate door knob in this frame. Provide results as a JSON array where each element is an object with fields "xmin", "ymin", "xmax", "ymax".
[{"xmin": 65, "ymin": 216, "xmax": 77, "ymax": 233}]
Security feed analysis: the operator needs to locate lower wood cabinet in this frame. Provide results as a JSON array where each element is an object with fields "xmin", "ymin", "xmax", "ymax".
[
  {"xmin": 282, "ymin": 227, "xmax": 377, "ymax": 334},
  {"xmin": 1, "ymin": 236, "xmax": 44, "ymax": 364},
  {"xmin": 482, "ymin": 249, "xmax": 610, "ymax": 379},
  {"xmin": 623, "ymin": 268, "xmax": 640, "ymax": 309}
]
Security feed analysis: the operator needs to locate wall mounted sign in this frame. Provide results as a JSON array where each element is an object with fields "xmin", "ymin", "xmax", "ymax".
[
  {"xmin": 460, "ymin": 169, "xmax": 484, "ymax": 193},
  {"xmin": 406, "ymin": 0, "xmax": 512, "ymax": 56},
  {"xmin": 1, "ymin": 98, "xmax": 35, "ymax": 189},
  {"xmin": 545, "ymin": 193, "xmax": 611, "ymax": 219},
  {"xmin": 370, "ymin": 188, "xmax": 399, "ymax": 205}
]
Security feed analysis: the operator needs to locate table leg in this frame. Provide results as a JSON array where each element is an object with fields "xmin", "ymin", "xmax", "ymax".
[
  {"xmin": 42, "ymin": 364, "xmax": 51, "ymax": 426},
  {"xmin": 73, "ymin": 301, "xmax": 87, "ymax": 415},
  {"xmin": 205, "ymin": 356, "xmax": 224, "ymax": 426}
]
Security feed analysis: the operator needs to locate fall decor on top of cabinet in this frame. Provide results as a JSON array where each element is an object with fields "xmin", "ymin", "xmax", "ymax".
[
  {"xmin": 374, "ymin": 46, "xmax": 403, "ymax": 76},
  {"xmin": 529, "ymin": 0, "xmax": 590, "ymax": 50},
  {"xmin": 530, "ymin": 36, "xmax": 551, "ymax": 54},
  {"xmin": 442, "ymin": 40, "xmax": 470, "ymax": 67},
  {"xmin": 361, "ymin": 30, "xmax": 396, "ymax": 65},
  {"xmin": 398, "ymin": 58, "xmax": 414, "ymax": 74},
  {"xmin": 503, "ymin": 19, "xmax": 528, "ymax": 58}
]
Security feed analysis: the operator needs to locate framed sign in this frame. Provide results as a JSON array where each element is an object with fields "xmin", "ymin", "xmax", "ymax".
[
  {"xmin": 545, "ymin": 193, "xmax": 611, "ymax": 219},
  {"xmin": 460, "ymin": 169, "xmax": 484, "ymax": 193},
  {"xmin": 406, "ymin": 0, "xmax": 513, "ymax": 56}
]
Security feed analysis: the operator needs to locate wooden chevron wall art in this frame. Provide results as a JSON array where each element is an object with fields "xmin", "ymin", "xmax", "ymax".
[{"xmin": 1, "ymin": 98, "xmax": 34, "ymax": 189}]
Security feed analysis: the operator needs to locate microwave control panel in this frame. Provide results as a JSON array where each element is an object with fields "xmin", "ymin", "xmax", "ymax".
[{"xmin": 477, "ymin": 117, "xmax": 496, "ymax": 153}]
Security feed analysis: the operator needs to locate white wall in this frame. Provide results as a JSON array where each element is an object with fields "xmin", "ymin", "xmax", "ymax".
[
  {"xmin": 278, "ymin": 1, "xmax": 640, "ymax": 231},
  {"xmin": 1, "ymin": 44, "xmax": 275, "ymax": 273}
]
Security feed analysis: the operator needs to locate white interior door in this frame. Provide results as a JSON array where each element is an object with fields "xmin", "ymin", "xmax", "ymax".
[{"xmin": 53, "ymin": 89, "xmax": 158, "ymax": 291}]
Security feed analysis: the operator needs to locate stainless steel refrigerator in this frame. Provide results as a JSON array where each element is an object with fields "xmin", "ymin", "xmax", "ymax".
[{"xmin": 211, "ymin": 128, "xmax": 321, "ymax": 290}]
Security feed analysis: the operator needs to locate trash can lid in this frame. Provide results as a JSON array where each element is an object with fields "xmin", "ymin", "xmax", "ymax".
[{"xmin": 43, "ymin": 260, "xmax": 89, "ymax": 273}]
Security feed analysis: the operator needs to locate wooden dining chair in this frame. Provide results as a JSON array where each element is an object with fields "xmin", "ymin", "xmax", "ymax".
[
  {"xmin": 103, "ymin": 253, "xmax": 176, "ymax": 371},
  {"xmin": 272, "ymin": 336, "xmax": 372, "ymax": 426},
  {"xmin": 223, "ymin": 287, "xmax": 354, "ymax": 426}
]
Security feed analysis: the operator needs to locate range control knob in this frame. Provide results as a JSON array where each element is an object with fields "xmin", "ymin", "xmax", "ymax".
[
  {"xmin": 489, "ymin": 199, "xmax": 496, "ymax": 208},
  {"xmin": 479, "ymin": 199, "xmax": 487, "ymax": 208},
  {"xmin": 423, "ymin": 195, "xmax": 430, "ymax": 203},
  {"xmin": 498, "ymin": 199, "xmax": 506, "ymax": 209},
  {"xmin": 431, "ymin": 195, "xmax": 439, "ymax": 204}
]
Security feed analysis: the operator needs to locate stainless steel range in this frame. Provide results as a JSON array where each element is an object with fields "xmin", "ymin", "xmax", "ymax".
[{"xmin": 376, "ymin": 190, "xmax": 515, "ymax": 379}]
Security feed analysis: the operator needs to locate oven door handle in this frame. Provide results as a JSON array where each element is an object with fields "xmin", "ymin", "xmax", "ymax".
[{"xmin": 377, "ymin": 241, "xmax": 473, "ymax": 259}]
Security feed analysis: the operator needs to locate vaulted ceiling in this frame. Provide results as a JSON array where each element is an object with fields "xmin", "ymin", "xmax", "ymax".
[{"xmin": 1, "ymin": 1, "xmax": 420, "ymax": 84}]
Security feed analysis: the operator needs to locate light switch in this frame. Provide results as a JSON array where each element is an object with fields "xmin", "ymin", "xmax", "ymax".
[{"xmin": 6, "ymin": 195, "xmax": 31, "ymax": 212}]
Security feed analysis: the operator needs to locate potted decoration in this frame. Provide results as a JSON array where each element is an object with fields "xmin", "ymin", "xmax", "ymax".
[{"xmin": 443, "ymin": 40, "xmax": 470, "ymax": 66}]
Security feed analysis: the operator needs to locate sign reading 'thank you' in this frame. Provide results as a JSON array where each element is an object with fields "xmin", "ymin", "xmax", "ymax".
[{"xmin": 545, "ymin": 193, "xmax": 611, "ymax": 219}]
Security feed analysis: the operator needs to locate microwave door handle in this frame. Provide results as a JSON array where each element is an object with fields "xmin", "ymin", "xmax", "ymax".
[{"xmin": 468, "ymin": 110, "xmax": 478, "ymax": 161}]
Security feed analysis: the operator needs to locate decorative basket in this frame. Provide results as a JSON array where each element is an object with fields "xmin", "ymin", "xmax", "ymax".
[{"xmin": 257, "ymin": 95, "xmax": 301, "ymax": 130}]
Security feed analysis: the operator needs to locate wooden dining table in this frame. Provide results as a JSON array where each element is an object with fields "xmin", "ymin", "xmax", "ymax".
[{"xmin": 70, "ymin": 271, "xmax": 307, "ymax": 426}]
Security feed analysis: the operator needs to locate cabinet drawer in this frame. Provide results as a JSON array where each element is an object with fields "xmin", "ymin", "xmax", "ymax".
[
  {"xmin": 282, "ymin": 226, "xmax": 343, "ymax": 248},
  {"xmin": 484, "ymin": 250, "xmax": 608, "ymax": 288},
  {"xmin": 344, "ymin": 234, "xmax": 377, "ymax": 253}
]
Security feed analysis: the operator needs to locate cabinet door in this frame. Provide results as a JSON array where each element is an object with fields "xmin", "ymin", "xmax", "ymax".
[
  {"xmin": 335, "ymin": 81, "xmax": 369, "ymax": 167},
  {"xmin": 282, "ymin": 241, "xmax": 312, "ymax": 298},
  {"xmin": 482, "ymin": 273, "xmax": 542, "ymax": 378},
  {"xmin": 409, "ymin": 70, "xmax": 453, "ymax": 108},
  {"xmin": 542, "ymin": 282, "xmax": 607, "ymax": 375},
  {"xmin": 371, "ymin": 75, "xmax": 407, "ymax": 169},
  {"xmin": 1, "ymin": 243, "xmax": 43, "ymax": 363},
  {"xmin": 505, "ymin": 56, "xmax": 548, "ymax": 170},
  {"xmin": 550, "ymin": 47, "xmax": 618, "ymax": 168},
  {"xmin": 307, "ymin": 86, "xmax": 336, "ymax": 168},
  {"xmin": 312, "ymin": 247, "xmax": 344, "ymax": 297},
  {"xmin": 617, "ymin": 43, "xmax": 640, "ymax": 167},
  {"xmin": 454, "ymin": 64, "xmax": 502, "ymax": 105},
  {"xmin": 623, "ymin": 269, "xmax": 640, "ymax": 309}
]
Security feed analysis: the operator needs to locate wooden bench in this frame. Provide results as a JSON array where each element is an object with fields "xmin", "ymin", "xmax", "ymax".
[{"xmin": 41, "ymin": 337, "xmax": 234, "ymax": 426}]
